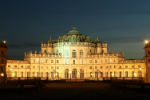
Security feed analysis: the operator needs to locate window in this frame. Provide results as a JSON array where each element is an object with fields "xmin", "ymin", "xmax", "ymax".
[
  {"xmin": 132, "ymin": 65, "xmax": 135, "ymax": 68},
  {"xmin": 110, "ymin": 59, "xmax": 112, "ymax": 63},
  {"xmin": 89, "ymin": 60, "xmax": 92, "ymax": 63},
  {"xmin": 21, "ymin": 65, "xmax": 23, "ymax": 68},
  {"xmin": 95, "ymin": 66, "xmax": 97, "ymax": 69},
  {"xmin": 106, "ymin": 72, "xmax": 108, "ymax": 77},
  {"xmin": 138, "ymin": 71, "xmax": 142, "ymax": 77},
  {"xmin": 119, "ymin": 72, "xmax": 122, "ymax": 78},
  {"xmin": 14, "ymin": 65, "xmax": 17, "ymax": 68},
  {"xmin": 72, "ymin": 50, "xmax": 76, "ymax": 58},
  {"xmin": 73, "ymin": 60, "xmax": 75, "ymax": 64},
  {"xmin": 80, "ymin": 60, "xmax": 83, "ymax": 64},
  {"xmin": 119, "ymin": 66, "xmax": 122, "ymax": 69},
  {"xmin": 57, "ymin": 66, "xmax": 59, "ymax": 69},
  {"xmin": 21, "ymin": 72, "xmax": 23, "ymax": 78},
  {"xmin": 125, "ymin": 66, "xmax": 128, "ymax": 68},
  {"xmin": 51, "ymin": 60, "xmax": 53, "ymax": 63},
  {"xmin": 100, "ymin": 72, "xmax": 103, "ymax": 77},
  {"xmin": 80, "ymin": 50, "xmax": 83, "ymax": 57},
  {"xmin": 65, "ymin": 59, "xmax": 69, "ymax": 64},
  {"xmin": 41, "ymin": 72, "xmax": 43, "ymax": 77},
  {"xmin": 56, "ymin": 60, "xmax": 59, "ymax": 63},
  {"xmin": 125, "ymin": 71, "xmax": 128, "ymax": 77},
  {"xmin": 33, "ymin": 59, "xmax": 35, "ymax": 63},
  {"xmin": 89, "ymin": 66, "xmax": 92, "ymax": 69},
  {"xmin": 95, "ymin": 60, "xmax": 97, "ymax": 63},
  {"xmin": 100, "ymin": 66, "xmax": 103, "ymax": 69},
  {"xmin": 132, "ymin": 71, "xmax": 134, "ymax": 77},
  {"xmin": 138, "ymin": 65, "xmax": 141, "ymax": 68},
  {"xmin": 90, "ymin": 72, "xmax": 93, "ymax": 78}
]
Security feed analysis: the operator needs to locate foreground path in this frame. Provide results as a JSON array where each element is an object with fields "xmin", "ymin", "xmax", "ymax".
[{"xmin": 0, "ymin": 82, "xmax": 150, "ymax": 100}]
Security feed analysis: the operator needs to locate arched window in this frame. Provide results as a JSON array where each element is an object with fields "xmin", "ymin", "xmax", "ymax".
[
  {"xmin": 65, "ymin": 69, "xmax": 69, "ymax": 79},
  {"xmin": 73, "ymin": 60, "xmax": 75, "ymax": 64},
  {"xmin": 80, "ymin": 69, "xmax": 84, "ymax": 79},
  {"xmin": 72, "ymin": 50, "xmax": 76, "ymax": 58},
  {"xmin": 132, "ymin": 71, "xmax": 134, "ymax": 77},
  {"xmin": 119, "ymin": 72, "xmax": 122, "ymax": 78},
  {"xmin": 138, "ymin": 71, "xmax": 142, "ymax": 77},
  {"xmin": 80, "ymin": 50, "xmax": 83, "ymax": 57},
  {"xmin": 72, "ymin": 69, "xmax": 77, "ymax": 79},
  {"xmin": 125, "ymin": 71, "xmax": 128, "ymax": 78}
]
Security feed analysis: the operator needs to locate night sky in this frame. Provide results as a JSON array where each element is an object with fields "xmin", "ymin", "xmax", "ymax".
[{"xmin": 0, "ymin": 0, "xmax": 150, "ymax": 60}]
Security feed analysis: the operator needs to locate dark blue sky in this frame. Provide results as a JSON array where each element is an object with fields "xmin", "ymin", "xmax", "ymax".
[{"xmin": 0, "ymin": 0, "xmax": 150, "ymax": 59}]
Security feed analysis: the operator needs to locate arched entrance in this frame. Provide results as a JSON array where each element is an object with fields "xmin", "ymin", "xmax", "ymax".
[
  {"xmin": 65, "ymin": 69, "xmax": 69, "ymax": 79},
  {"xmin": 80, "ymin": 69, "xmax": 84, "ymax": 79},
  {"xmin": 72, "ymin": 69, "xmax": 77, "ymax": 79}
]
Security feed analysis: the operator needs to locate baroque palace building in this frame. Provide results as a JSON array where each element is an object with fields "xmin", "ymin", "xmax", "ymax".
[{"xmin": 5, "ymin": 27, "xmax": 150, "ymax": 81}]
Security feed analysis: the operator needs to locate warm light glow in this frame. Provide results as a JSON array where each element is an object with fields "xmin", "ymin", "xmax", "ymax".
[
  {"xmin": 112, "ymin": 73, "xmax": 114, "ymax": 77},
  {"xmin": 134, "ymin": 73, "xmax": 137, "ymax": 77},
  {"xmin": 2, "ymin": 40, "xmax": 7, "ymax": 44},
  {"xmin": 12, "ymin": 73, "xmax": 15, "ymax": 77},
  {"xmin": 145, "ymin": 40, "xmax": 149, "ymax": 44},
  {"xmin": 0, "ymin": 73, "xmax": 4, "ymax": 77},
  {"xmin": 139, "ymin": 68, "xmax": 142, "ymax": 70}
]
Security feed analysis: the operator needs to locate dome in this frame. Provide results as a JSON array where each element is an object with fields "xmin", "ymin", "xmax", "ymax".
[{"xmin": 67, "ymin": 27, "xmax": 81, "ymax": 35}]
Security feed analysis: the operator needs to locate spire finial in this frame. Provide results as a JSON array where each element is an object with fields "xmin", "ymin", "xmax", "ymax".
[{"xmin": 72, "ymin": 26, "xmax": 77, "ymax": 30}]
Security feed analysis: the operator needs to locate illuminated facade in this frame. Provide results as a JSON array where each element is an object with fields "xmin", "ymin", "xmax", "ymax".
[{"xmin": 6, "ymin": 28, "xmax": 148, "ymax": 81}]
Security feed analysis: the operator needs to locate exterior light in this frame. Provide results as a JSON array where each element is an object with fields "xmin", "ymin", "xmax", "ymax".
[
  {"xmin": 0, "ymin": 73, "xmax": 4, "ymax": 77},
  {"xmin": 69, "ymin": 71, "xmax": 71, "ymax": 74},
  {"xmin": 134, "ymin": 73, "xmax": 137, "ymax": 77},
  {"xmin": 144, "ymin": 40, "xmax": 149, "ymax": 44},
  {"xmin": 12, "ymin": 73, "xmax": 15, "ymax": 77},
  {"xmin": 2, "ymin": 40, "xmax": 7, "ymax": 44},
  {"xmin": 10, "ymin": 68, "xmax": 13, "ymax": 71},
  {"xmin": 112, "ymin": 73, "xmax": 114, "ymax": 76},
  {"xmin": 139, "ymin": 68, "xmax": 142, "ymax": 70}
]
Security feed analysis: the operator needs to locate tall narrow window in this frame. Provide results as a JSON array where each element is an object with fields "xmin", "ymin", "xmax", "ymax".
[
  {"xmin": 125, "ymin": 71, "xmax": 128, "ymax": 78},
  {"xmin": 80, "ymin": 50, "xmax": 83, "ymax": 58},
  {"xmin": 72, "ymin": 50, "xmax": 76, "ymax": 58},
  {"xmin": 73, "ymin": 60, "xmax": 75, "ymax": 64}
]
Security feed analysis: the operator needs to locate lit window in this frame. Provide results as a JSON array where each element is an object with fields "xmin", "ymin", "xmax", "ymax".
[
  {"xmin": 90, "ymin": 72, "xmax": 93, "ymax": 77},
  {"xmin": 89, "ymin": 60, "xmax": 92, "ymax": 63},
  {"xmin": 80, "ymin": 60, "xmax": 83, "ymax": 64},
  {"xmin": 72, "ymin": 50, "xmax": 76, "ymax": 58},
  {"xmin": 95, "ymin": 60, "xmax": 97, "ymax": 63},
  {"xmin": 51, "ymin": 60, "xmax": 53, "ymax": 63},
  {"xmin": 89, "ymin": 66, "xmax": 92, "ymax": 69},
  {"xmin": 80, "ymin": 50, "xmax": 83, "ymax": 58},
  {"xmin": 132, "ymin": 65, "xmax": 135, "ymax": 68},
  {"xmin": 65, "ymin": 59, "xmax": 69, "ymax": 64},
  {"xmin": 56, "ymin": 60, "xmax": 59, "ymax": 63},
  {"xmin": 73, "ymin": 60, "xmax": 75, "ymax": 64},
  {"xmin": 110, "ymin": 59, "xmax": 112, "ymax": 63}
]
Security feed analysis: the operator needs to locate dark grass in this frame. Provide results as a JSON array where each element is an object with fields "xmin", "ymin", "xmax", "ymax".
[{"xmin": 0, "ymin": 82, "xmax": 150, "ymax": 100}]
